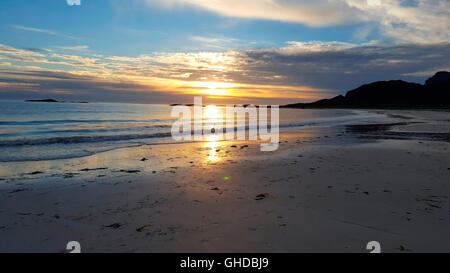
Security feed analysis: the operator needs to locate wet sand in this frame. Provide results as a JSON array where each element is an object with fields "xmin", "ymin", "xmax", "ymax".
[{"xmin": 0, "ymin": 110, "xmax": 449, "ymax": 253}]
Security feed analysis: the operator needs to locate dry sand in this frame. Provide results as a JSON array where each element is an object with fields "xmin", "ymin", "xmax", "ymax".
[{"xmin": 0, "ymin": 110, "xmax": 449, "ymax": 253}]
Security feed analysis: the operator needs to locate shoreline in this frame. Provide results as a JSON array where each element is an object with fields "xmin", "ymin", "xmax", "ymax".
[{"xmin": 0, "ymin": 110, "xmax": 449, "ymax": 252}]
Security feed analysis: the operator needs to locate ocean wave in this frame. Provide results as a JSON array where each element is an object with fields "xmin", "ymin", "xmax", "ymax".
[
  {"xmin": 0, "ymin": 119, "xmax": 172, "ymax": 126},
  {"xmin": 0, "ymin": 132, "xmax": 173, "ymax": 147},
  {"xmin": 0, "ymin": 124, "xmax": 172, "ymax": 138}
]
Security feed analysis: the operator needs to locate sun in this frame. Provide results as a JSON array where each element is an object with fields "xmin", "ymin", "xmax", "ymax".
[
  {"xmin": 192, "ymin": 81, "xmax": 234, "ymax": 96},
  {"xmin": 204, "ymin": 104, "xmax": 221, "ymax": 119}
]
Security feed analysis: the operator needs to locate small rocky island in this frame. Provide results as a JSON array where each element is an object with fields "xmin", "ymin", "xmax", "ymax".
[{"xmin": 25, "ymin": 99, "xmax": 88, "ymax": 103}]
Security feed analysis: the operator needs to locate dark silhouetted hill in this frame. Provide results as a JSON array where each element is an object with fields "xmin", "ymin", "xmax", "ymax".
[
  {"xmin": 26, "ymin": 99, "xmax": 59, "ymax": 103},
  {"xmin": 282, "ymin": 71, "xmax": 450, "ymax": 108}
]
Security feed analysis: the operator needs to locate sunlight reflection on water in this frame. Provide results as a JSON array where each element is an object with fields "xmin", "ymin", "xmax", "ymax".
[{"xmin": 205, "ymin": 134, "xmax": 221, "ymax": 162}]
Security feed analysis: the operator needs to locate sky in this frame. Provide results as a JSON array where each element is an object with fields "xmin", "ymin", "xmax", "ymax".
[{"xmin": 0, "ymin": 0, "xmax": 449, "ymax": 104}]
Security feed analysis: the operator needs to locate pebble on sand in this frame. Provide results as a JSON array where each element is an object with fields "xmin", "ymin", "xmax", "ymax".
[
  {"xmin": 136, "ymin": 225, "xmax": 151, "ymax": 232},
  {"xmin": 255, "ymin": 193, "xmax": 270, "ymax": 200},
  {"xmin": 105, "ymin": 223, "xmax": 122, "ymax": 229},
  {"xmin": 27, "ymin": 171, "xmax": 43, "ymax": 175}
]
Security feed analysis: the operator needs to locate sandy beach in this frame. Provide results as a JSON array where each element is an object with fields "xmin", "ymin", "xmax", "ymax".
[{"xmin": 0, "ymin": 110, "xmax": 449, "ymax": 253}]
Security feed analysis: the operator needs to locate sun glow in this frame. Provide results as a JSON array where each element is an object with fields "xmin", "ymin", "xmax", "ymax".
[{"xmin": 193, "ymin": 82, "xmax": 234, "ymax": 96}]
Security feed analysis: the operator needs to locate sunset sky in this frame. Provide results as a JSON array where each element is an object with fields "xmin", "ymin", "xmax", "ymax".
[{"xmin": 0, "ymin": 0, "xmax": 449, "ymax": 104}]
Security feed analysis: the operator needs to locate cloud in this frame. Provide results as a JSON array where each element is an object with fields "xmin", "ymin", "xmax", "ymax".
[
  {"xmin": 147, "ymin": 0, "xmax": 361, "ymax": 27},
  {"xmin": 0, "ymin": 44, "xmax": 47, "ymax": 58},
  {"xmin": 50, "ymin": 53, "xmax": 100, "ymax": 66},
  {"xmin": 9, "ymin": 24, "xmax": 80, "ymax": 40},
  {"xmin": 0, "ymin": 41, "xmax": 449, "ymax": 104},
  {"xmin": 57, "ymin": 45, "xmax": 89, "ymax": 51},
  {"xmin": 345, "ymin": 0, "xmax": 450, "ymax": 43},
  {"xmin": 146, "ymin": 0, "xmax": 450, "ymax": 43},
  {"xmin": 238, "ymin": 41, "xmax": 450, "ymax": 90},
  {"xmin": 190, "ymin": 36, "xmax": 240, "ymax": 50},
  {"xmin": 10, "ymin": 24, "xmax": 57, "ymax": 35}
]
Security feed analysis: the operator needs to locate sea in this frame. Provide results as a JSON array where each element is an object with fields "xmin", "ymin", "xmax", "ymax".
[{"xmin": 0, "ymin": 100, "xmax": 386, "ymax": 162}]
